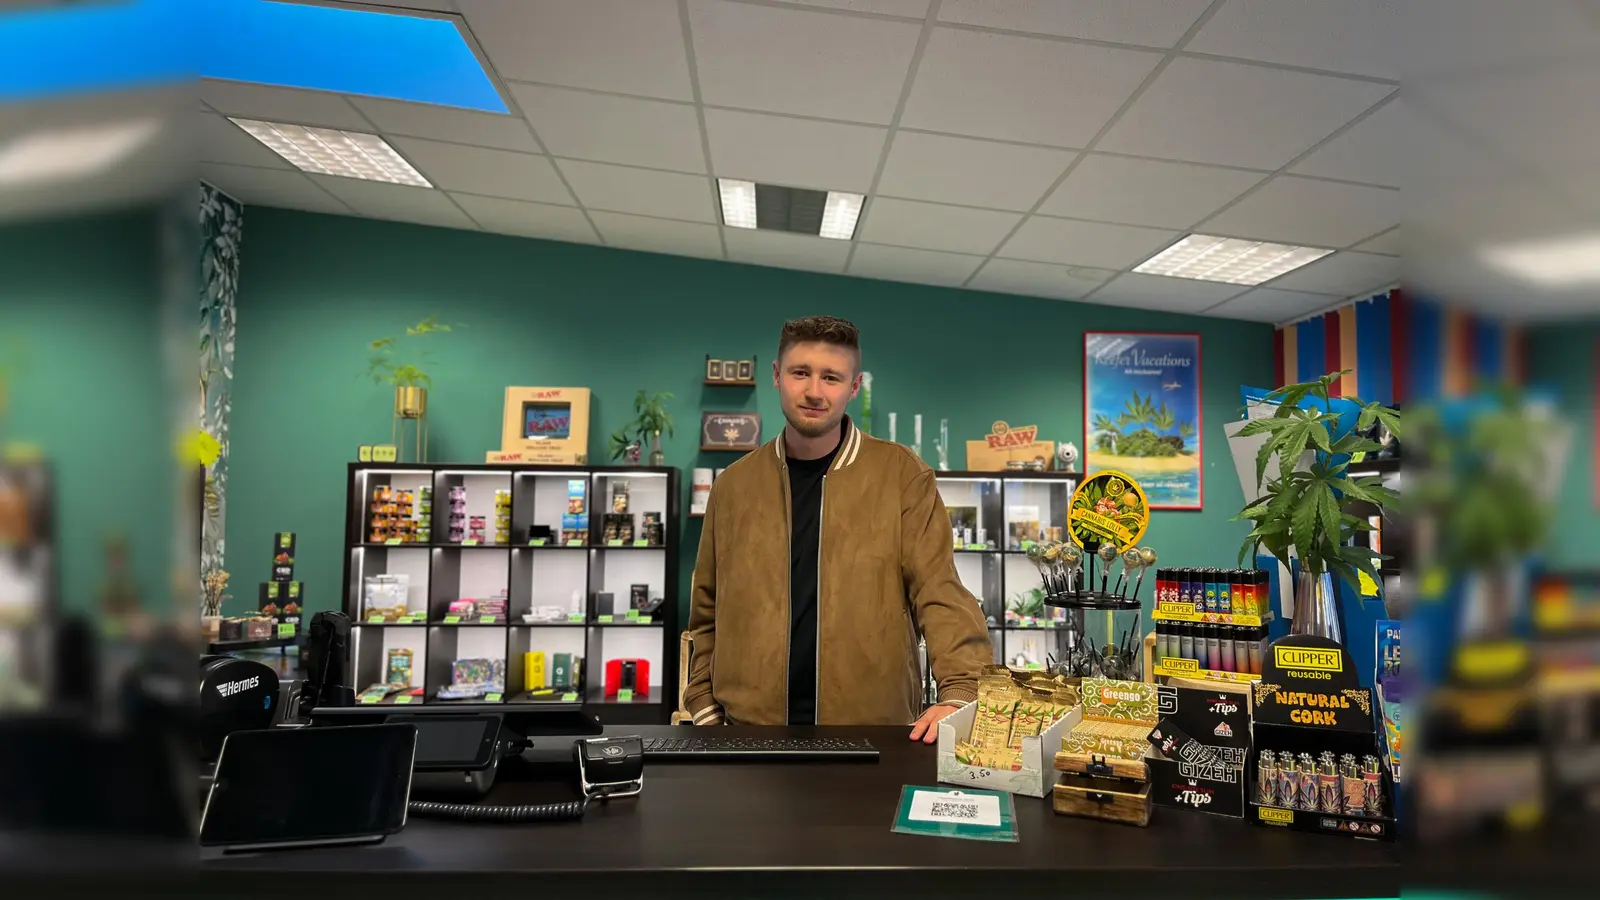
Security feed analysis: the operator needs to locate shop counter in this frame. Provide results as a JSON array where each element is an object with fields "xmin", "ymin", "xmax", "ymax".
[{"xmin": 199, "ymin": 724, "xmax": 1398, "ymax": 900}]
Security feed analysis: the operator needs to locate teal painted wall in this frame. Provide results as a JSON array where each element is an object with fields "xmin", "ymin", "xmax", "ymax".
[
  {"xmin": 228, "ymin": 209, "xmax": 1274, "ymax": 622},
  {"xmin": 1527, "ymin": 319, "xmax": 1600, "ymax": 570},
  {"xmin": 0, "ymin": 209, "xmax": 174, "ymax": 612}
]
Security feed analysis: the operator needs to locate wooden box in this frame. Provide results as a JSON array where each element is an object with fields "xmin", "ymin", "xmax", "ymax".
[{"xmin": 1052, "ymin": 752, "xmax": 1153, "ymax": 827}]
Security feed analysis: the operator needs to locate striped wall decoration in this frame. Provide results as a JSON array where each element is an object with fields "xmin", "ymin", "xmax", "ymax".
[{"xmin": 1271, "ymin": 289, "xmax": 1523, "ymax": 401}]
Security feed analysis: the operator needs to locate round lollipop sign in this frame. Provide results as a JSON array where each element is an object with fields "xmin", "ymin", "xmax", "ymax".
[{"xmin": 1068, "ymin": 470, "xmax": 1150, "ymax": 552}]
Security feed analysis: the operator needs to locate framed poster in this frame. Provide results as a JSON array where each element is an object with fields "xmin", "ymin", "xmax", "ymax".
[{"xmin": 1084, "ymin": 332, "xmax": 1203, "ymax": 510}]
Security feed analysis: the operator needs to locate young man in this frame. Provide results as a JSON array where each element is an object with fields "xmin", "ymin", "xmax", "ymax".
[{"xmin": 683, "ymin": 315, "xmax": 992, "ymax": 742}]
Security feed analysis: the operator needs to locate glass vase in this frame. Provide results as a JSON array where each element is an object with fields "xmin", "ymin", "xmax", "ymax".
[
  {"xmin": 648, "ymin": 431, "xmax": 666, "ymax": 467},
  {"xmin": 1291, "ymin": 568, "xmax": 1342, "ymax": 644}
]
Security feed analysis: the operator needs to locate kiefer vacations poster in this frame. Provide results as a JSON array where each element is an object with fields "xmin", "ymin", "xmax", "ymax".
[{"xmin": 1084, "ymin": 332, "xmax": 1203, "ymax": 510}]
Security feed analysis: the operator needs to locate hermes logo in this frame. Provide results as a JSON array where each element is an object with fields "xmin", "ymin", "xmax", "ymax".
[
  {"xmin": 1274, "ymin": 647, "xmax": 1343, "ymax": 672},
  {"xmin": 216, "ymin": 675, "xmax": 260, "ymax": 698}
]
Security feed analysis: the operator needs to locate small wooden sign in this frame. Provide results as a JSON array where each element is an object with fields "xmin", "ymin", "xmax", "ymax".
[
  {"xmin": 701, "ymin": 411, "xmax": 762, "ymax": 451},
  {"xmin": 358, "ymin": 444, "xmax": 399, "ymax": 463},
  {"xmin": 966, "ymin": 421, "xmax": 1054, "ymax": 472}
]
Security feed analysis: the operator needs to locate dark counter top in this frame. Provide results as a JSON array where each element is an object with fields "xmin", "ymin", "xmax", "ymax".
[{"xmin": 193, "ymin": 724, "xmax": 1398, "ymax": 899}]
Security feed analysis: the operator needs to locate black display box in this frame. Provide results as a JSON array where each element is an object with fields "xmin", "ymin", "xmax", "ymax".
[
  {"xmin": 1246, "ymin": 634, "xmax": 1396, "ymax": 841},
  {"xmin": 1148, "ymin": 684, "xmax": 1252, "ymax": 818}
]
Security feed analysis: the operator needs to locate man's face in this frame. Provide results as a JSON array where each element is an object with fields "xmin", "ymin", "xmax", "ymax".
[{"xmin": 774, "ymin": 341, "xmax": 861, "ymax": 438}]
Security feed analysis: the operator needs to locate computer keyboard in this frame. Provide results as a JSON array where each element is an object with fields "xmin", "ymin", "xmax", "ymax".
[{"xmin": 640, "ymin": 736, "xmax": 879, "ymax": 762}]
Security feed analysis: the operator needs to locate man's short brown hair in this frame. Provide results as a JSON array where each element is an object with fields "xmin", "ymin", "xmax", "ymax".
[{"xmin": 778, "ymin": 315, "xmax": 861, "ymax": 369}]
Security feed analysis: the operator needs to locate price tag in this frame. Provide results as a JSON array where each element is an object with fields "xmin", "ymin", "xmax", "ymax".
[
  {"xmin": 607, "ymin": 539, "xmax": 623, "ymax": 547},
  {"xmin": 561, "ymin": 692, "xmax": 579, "ymax": 702},
  {"xmin": 617, "ymin": 689, "xmax": 634, "ymax": 703},
  {"xmin": 396, "ymin": 615, "xmax": 416, "ymax": 624},
  {"xmin": 366, "ymin": 615, "xmax": 384, "ymax": 625},
  {"xmin": 566, "ymin": 539, "xmax": 585, "ymax": 547},
  {"xmin": 625, "ymin": 609, "xmax": 640, "ymax": 621},
  {"xmin": 567, "ymin": 612, "xmax": 585, "ymax": 623},
  {"xmin": 907, "ymin": 789, "xmax": 1002, "ymax": 827},
  {"xmin": 359, "ymin": 694, "xmax": 382, "ymax": 705},
  {"xmin": 444, "ymin": 615, "xmax": 461, "ymax": 624},
  {"xmin": 633, "ymin": 539, "xmax": 650, "ymax": 547},
  {"xmin": 529, "ymin": 538, "xmax": 547, "ymax": 546},
  {"xmin": 394, "ymin": 695, "xmax": 414, "ymax": 705},
  {"xmin": 485, "ymin": 692, "xmax": 502, "ymax": 703},
  {"xmin": 597, "ymin": 614, "xmax": 613, "ymax": 623},
  {"xmin": 384, "ymin": 538, "xmax": 401, "ymax": 546},
  {"xmin": 480, "ymin": 615, "xmax": 497, "ymax": 624},
  {"xmin": 462, "ymin": 539, "xmax": 479, "ymax": 546},
  {"xmin": 277, "ymin": 623, "xmax": 296, "ymax": 638}
]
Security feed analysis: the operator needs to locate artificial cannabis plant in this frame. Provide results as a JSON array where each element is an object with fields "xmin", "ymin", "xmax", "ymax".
[
  {"xmin": 366, "ymin": 315, "xmax": 458, "ymax": 389},
  {"xmin": 1232, "ymin": 370, "xmax": 1401, "ymax": 594},
  {"xmin": 609, "ymin": 391, "xmax": 675, "ymax": 462}
]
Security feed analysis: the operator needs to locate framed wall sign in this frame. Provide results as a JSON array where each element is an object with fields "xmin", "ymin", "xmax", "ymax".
[
  {"xmin": 701, "ymin": 412, "xmax": 761, "ymax": 451},
  {"xmin": 1084, "ymin": 332, "xmax": 1203, "ymax": 510}
]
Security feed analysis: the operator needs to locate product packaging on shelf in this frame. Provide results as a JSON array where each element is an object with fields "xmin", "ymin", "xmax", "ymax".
[
  {"xmin": 259, "ymin": 532, "xmax": 302, "ymax": 637},
  {"xmin": 1375, "ymin": 619, "xmax": 1402, "ymax": 783},
  {"xmin": 1061, "ymin": 678, "xmax": 1158, "ymax": 760},
  {"xmin": 936, "ymin": 666, "xmax": 1080, "ymax": 798},
  {"xmin": 1147, "ymin": 684, "xmax": 1252, "ymax": 817}
]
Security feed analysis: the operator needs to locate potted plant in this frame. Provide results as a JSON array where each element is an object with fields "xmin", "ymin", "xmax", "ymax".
[
  {"xmin": 609, "ymin": 391, "xmax": 675, "ymax": 466},
  {"xmin": 202, "ymin": 568, "xmax": 231, "ymax": 640},
  {"xmin": 1232, "ymin": 371, "xmax": 1400, "ymax": 640},
  {"xmin": 366, "ymin": 316, "xmax": 457, "ymax": 418}
]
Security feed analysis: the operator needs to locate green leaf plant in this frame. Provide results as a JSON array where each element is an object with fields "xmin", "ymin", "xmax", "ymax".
[
  {"xmin": 1231, "ymin": 370, "xmax": 1400, "ymax": 595},
  {"xmin": 609, "ymin": 391, "xmax": 675, "ymax": 461},
  {"xmin": 366, "ymin": 315, "xmax": 459, "ymax": 389}
]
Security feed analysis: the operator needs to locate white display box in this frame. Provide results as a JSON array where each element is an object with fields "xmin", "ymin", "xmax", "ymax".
[{"xmin": 936, "ymin": 701, "xmax": 1080, "ymax": 798}]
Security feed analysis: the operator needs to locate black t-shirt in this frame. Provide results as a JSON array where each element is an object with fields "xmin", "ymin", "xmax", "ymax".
[{"xmin": 786, "ymin": 428, "xmax": 844, "ymax": 725}]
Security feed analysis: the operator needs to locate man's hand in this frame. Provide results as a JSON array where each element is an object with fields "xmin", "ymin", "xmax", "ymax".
[{"xmin": 909, "ymin": 703, "xmax": 961, "ymax": 743}]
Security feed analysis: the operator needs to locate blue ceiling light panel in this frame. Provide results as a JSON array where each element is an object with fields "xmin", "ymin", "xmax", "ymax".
[
  {"xmin": 204, "ymin": 0, "xmax": 508, "ymax": 114},
  {"xmin": 0, "ymin": 0, "xmax": 190, "ymax": 103}
]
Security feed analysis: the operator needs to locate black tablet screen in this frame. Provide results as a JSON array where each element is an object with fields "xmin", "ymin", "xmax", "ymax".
[{"xmin": 201, "ymin": 723, "xmax": 416, "ymax": 848}]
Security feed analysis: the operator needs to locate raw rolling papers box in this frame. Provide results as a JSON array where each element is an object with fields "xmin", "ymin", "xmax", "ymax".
[
  {"xmin": 1052, "ymin": 752, "xmax": 1152, "ymax": 827},
  {"xmin": 936, "ymin": 701, "xmax": 1077, "ymax": 799},
  {"xmin": 1061, "ymin": 678, "xmax": 1158, "ymax": 760}
]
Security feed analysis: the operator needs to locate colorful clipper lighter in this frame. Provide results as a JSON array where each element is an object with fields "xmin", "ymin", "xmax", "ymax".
[
  {"xmin": 1258, "ymin": 751, "xmax": 1277, "ymax": 806},
  {"xmin": 1318, "ymin": 751, "xmax": 1341, "ymax": 813},
  {"xmin": 1362, "ymin": 755, "xmax": 1384, "ymax": 818},
  {"xmin": 1297, "ymin": 753, "xmax": 1319, "ymax": 811}
]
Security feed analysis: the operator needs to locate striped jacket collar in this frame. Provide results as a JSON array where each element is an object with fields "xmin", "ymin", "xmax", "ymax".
[{"xmin": 772, "ymin": 415, "xmax": 863, "ymax": 472}]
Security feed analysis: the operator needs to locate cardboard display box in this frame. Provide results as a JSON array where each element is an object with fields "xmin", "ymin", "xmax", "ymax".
[
  {"xmin": 937, "ymin": 701, "xmax": 1077, "ymax": 799},
  {"xmin": 1062, "ymin": 677, "xmax": 1158, "ymax": 760},
  {"xmin": 1147, "ymin": 684, "xmax": 1252, "ymax": 818}
]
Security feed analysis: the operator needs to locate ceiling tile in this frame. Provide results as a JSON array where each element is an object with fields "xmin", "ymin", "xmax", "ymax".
[
  {"xmin": 901, "ymin": 28, "xmax": 1160, "ymax": 147},
  {"xmin": 1289, "ymin": 98, "xmax": 1403, "ymax": 187},
  {"xmin": 348, "ymin": 96, "xmax": 539, "ymax": 153},
  {"xmin": 199, "ymin": 79, "xmax": 370, "ymax": 130},
  {"xmin": 1202, "ymin": 176, "xmax": 1399, "ymax": 248},
  {"xmin": 1040, "ymin": 155, "xmax": 1263, "ymax": 228},
  {"xmin": 309, "ymin": 177, "xmax": 479, "ymax": 229},
  {"xmin": 199, "ymin": 163, "xmax": 351, "ymax": 214},
  {"xmin": 1206, "ymin": 287, "xmax": 1342, "ymax": 323},
  {"xmin": 1085, "ymin": 273, "xmax": 1248, "ymax": 313},
  {"xmin": 847, "ymin": 244, "xmax": 986, "ymax": 287},
  {"xmin": 387, "ymin": 137, "xmax": 574, "ymax": 204},
  {"xmin": 724, "ymin": 228, "xmax": 852, "ymax": 273},
  {"xmin": 687, "ymin": 0, "xmax": 922, "ymax": 124},
  {"xmin": 196, "ymin": 113, "xmax": 291, "ymax": 169},
  {"xmin": 1264, "ymin": 251, "xmax": 1398, "ymax": 296},
  {"xmin": 589, "ymin": 211, "xmax": 723, "ymax": 259},
  {"xmin": 938, "ymin": 0, "xmax": 1213, "ymax": 48},
  {"xmin": 449, "ymin": 194, "xmax": 600, "ymax": 243},
  {"xmin": 877, "ymin": 131, "xmax": 1075, "ymax": 211},
  {"xmin": 704, "ymin": 108, "xmax": 885, "ymax": 192},
  {"xmin": 558, "ymin": 159, "xmax": 715, "ymax": 222},
  {"xmin": 511, "ymin": 84, "xmax": 706, "ymax": 173},
  {"xmin": 998, "ymin": 217, "xmax": 1179, "ymax": 269},
  {"xmin": 1186, "ymin": 0, "xmax": 1400, "ymax": 81},
  {"xmin": 457, "ymin": 0, "xmax": 694, "ymax": 101},
  {"xmin": 1096, "ymin": 57, "xmax": 1394, "ymax": 170},
  {"xmin": 968, "ymin": 259, "xmax": 1117, "ymax": 301},
  {"xmin": 772, "ymin": 0, "xmax": 931, "ymax": 15},
  {"xmin": 856, "ymin": 197, "xmax": 1022, "ymax": 254},
  {"xmin": 1350, "ymin": 228, "xmax": 1400, "ymax": 256}
]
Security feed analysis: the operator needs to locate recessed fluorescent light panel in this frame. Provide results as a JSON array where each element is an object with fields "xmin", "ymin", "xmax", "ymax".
[
  {"xmin": 1480, "ymin": 232, "xmax": 1600, "ymax": 286},
  {"xmin": 717, "ymin": 177, "xmax": 863, "ymax": 240},
  {"xmin": 230, "ymin": 118, "xmax": 430, "ymax": 187},
  {"xmin": 1134, "ymin": 234, "xmax": 1333, "ymax": 286}
]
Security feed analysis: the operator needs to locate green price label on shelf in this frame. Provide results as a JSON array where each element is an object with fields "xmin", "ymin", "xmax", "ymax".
[
  {"xmin": 367, "ymin": 616, "xmax": 384, "ymax": 625},
  {"xmin": 561, "ymin": 692, "xmax": 579, "ymax": 702},
  {"xmin": 396, "ymin": 615, "xmax": 416, "ymax": 624},
  {"xmin": 567, "ymin": 612, "xmax": 585, "ymax": 623},
  {"xmin": 633, "ymin": 539, "xmax": 650, "ymax": 547},
  {"xmin": 1020, "ymin": 540, "xmax": 1036, "ymax": 551},
  {"xmin": 1024, "ymin": 663, "xmax": 1045, "ymax": 671},
  {"xmin": 607, "ymin": 539, "xmax": 623, "ymax": 547},
  {"xmin": 485, "ymin": 692, "xmax": 502, "ymax": 703},
  {"xmin": 567, "ymin": 539, "xmax": 584, "ymax": 547},
  {"xmin": 360, "ymin": 694, "xmax": 382, "ymax": 704},
  {"xmin": 625, "ymin": 609, "xmax": 640, "ymax": 620},
  {"xmin": 597, "ymin": 614, "xmax": 613, "ymax": 623},
  {"xmin": 638, "ymin": 615, "xmax": 652, "ymax": 624},
  {"xmin": 394, "ymin": 695, "xmax": 414, "ymax": 705},
  {"xmin": 529, "ymin": 538, "xmax": 547, "ymax": 546},
  {"xmin": 277, "ymin": 623, "xmax": 295, "ymax": 638},
  {"xmin": 617, "ymin": 689, "xmax": 634, "ymax": 703},
  {"xmin": 385, "ymin": 538, "xmax": 401, "ymax": 546},
  {"xmin": 444, "ymin": 615, "xmax": 461, "ymax": 624},
  {"xmin": 965, "ymin": 544, "xmax": 986, "ymax": 551},
  {"xmin": 462, "ymin": 539, "xmax": 479, "ymax": 546},
  {"xmin": 480, "ymin": 615, "xmax": 497, "ymax": 624}
]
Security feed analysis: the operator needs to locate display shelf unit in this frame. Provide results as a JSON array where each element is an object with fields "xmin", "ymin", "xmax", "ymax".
[
  {"xmin": 342, "ymin": 463, "xmax": 680, "ymax": 725},
  {"xmin": 934, "ymin": 470, "xmax": 1086, "ymax": 671}
]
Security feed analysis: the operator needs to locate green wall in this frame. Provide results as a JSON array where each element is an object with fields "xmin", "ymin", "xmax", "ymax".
[
  {"xmin": 228, "ymin": 208, "xmax": 1275, "ymax": 623},
  {"xmin": 0, "ymin": 209, "xmax": 174, "ymax": 612},
  {"xmin": 1527, "ymin": 320, "xmax": 1600, "ymax": 570}
]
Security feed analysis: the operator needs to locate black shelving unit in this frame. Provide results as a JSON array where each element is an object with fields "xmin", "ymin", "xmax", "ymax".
[
  {"xmin": 341, "ymin": 463, "xmax": 680, "ymax": 725},
  {"xmin": 933, "ymin": 470, "xmax": 1084, "ymax": 672}
]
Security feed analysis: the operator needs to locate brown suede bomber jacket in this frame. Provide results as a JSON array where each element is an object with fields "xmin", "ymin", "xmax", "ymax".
[{"xmin": 683, "ymin": 418, "xmax": 993, "ymax": 726}]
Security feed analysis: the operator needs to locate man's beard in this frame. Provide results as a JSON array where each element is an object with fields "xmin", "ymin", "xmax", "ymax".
[{"xmin": 783, "ymin": 403, "xmax": 843, "ymax": 438}]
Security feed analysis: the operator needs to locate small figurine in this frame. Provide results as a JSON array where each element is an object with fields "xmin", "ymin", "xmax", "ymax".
[{"xmin": 1057, "ymin": 442, "xmax": 1079, "ymax": 473}]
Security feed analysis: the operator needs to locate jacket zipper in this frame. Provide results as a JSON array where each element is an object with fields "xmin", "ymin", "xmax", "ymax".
[
  {"xmin": 815, "ymin": 475, "xmax": 824, "ymax": 726},
  {"xmin": 780, "ymin": 452, "xmax": 792, "ymax": 726}
]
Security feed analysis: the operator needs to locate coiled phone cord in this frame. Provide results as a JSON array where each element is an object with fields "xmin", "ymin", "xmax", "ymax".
[{"xmin": 408, "ymin": 795, "xmax": 588, "ymax": 822}]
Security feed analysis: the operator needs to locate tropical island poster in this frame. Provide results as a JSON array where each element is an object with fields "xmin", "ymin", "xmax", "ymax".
[{"xmin": 1083, "ymin": 332, "xmax": 1203, "ymax": 510}]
